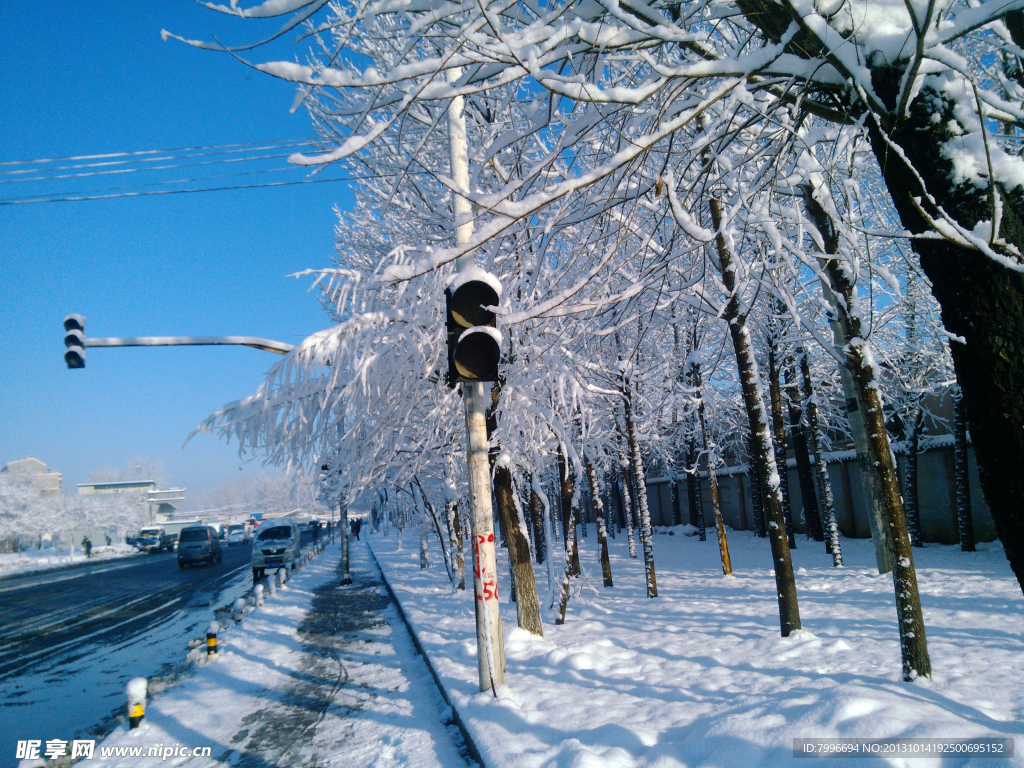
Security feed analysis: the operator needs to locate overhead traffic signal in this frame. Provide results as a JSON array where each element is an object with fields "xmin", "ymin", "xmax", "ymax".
[
  {"xmin": 63, "ymin": 314, "xmax": 86, "ymax": 369},
  {"xmin": 445, "ymin": 270, "xmax": 502, "ymax": 386}
]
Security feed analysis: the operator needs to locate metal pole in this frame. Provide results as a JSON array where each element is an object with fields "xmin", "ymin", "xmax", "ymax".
[
  {"xmin": 83, "ymin": 335, "xmax": 294, "ymax": 355},
  {"xmin": 464, "ymin": 381, "xmax": 505, "ymax": 691},
  {"xmin": 447, "ymin": 66, "xmax": 505, "ymax": 691}
]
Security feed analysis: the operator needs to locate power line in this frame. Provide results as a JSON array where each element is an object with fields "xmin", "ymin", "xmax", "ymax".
[
  {"xmin": 0, "ymin": 151, "xmax": 303, "ymax": 184},
  {"xmin": 0, "ymin": 137, "xmax": 321, "ymax": 167},
  {"xmin": 0, "ymin": 171, "xmax": 429, "ymax": 205}
]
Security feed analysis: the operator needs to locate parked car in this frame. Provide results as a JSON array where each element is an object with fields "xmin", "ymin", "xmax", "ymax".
[
  {"xmin": 177, "ymin": 525, "xmax": 222, "ymax": 568},
  {"xmin": 251, "ymin": 518, "xmax": 301, "ymax": 582}
]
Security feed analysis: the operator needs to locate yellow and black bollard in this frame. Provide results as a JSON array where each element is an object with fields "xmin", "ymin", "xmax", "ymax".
[
  {"xmin": 206, "ymin": 621, "xmax": 219, "ymax": 661},
  {"xmin": 254, "ymin": 584, "xmax": 264, "ymax": 608},
  {"xmin": 126, "ymin": 678, "xmax": 147, "ymax": 729}
]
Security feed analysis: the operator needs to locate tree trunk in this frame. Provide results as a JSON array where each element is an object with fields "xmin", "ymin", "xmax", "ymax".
[
  {"xmin": 803, "ymin": 188, "xmax": 931, "ymax": 680},
  {"xmin": 695, "ymin": 365, "xmax": 733, "ymax": 576},
  {"xmin": 616, "ymin": 430, "xmax": 638, "ymax": 558},
  {"xmin": 414, "ymin": 478, "xmax": 453, "ymax": 581},
  {"xmin": 553, "ymin": 490, "xmax": 578, "ymax": 625},
  {"xmin": 529, "ymin": 481, "xmax": 547, "ymax": 565},
  {"xmin": 865, "ymin": 74, "xmax": 1024, "ymax": 599},
  {"xmin": 557, "ymin": 447, "xmax": 581, "ymax": 577},
  {"xmin": 710, "ymin": 197, "xmax": 800, "ymax": 636},
  {"xmin": 579, "ymin": 484, "xmax": 589, "ymax": 539},
  {"xmin": 584, "ymin": 457, "xmax": 614, "ymax": 587},
  {"xmin": 768, "ymin": 345, "xmax": 797, "ymax": 548},
  {"xmin": 785, "ymin": 359, "xmax": 824, "ymax": 541},
  {"xmin": 748, "ymin": 432, "xmax": 767, "ymax": 538},
  {"xmin": 494, "ymin": 463, "xmax": 544, "ymax": 635},
  {"xmin": 448, "ymin": 499, "xmax": 466, "ymax": 589},
  {"xmin": 604, "ymin": 474, "xmax": 617, "ymax": 539},
  {"xmin": 686, "ymin": 437, "xmax": 707, "ymax": 540},
  {"xmin": 622, "ymin": 390, "xmax": 658, "ymax": 598},
  {"xmin": 670, "ymin": 471, "xmax": 683, "ymax": 526},
  {"xmin": 548, "ymin": 466, "xmax": 561, "ymax": 544},
  {"xmin": 340, "ymin": 498, "xmax": 352, "ymax": 585},
  {"xmin": 420, "ymin": 532, "xmax": 429, "ymax": 569},
  {"xmin": 800, "ymin": 349, "xmax": 843, "ymax": 564},
  {"xmin": 904, "ymin": 409, "xmax": 924, "ymax": 548},
  {"xmin": 952, "ymin": 387, "xmax": 976, "ymax": 552}
]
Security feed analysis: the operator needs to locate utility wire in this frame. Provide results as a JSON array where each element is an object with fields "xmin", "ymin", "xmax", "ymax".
[
  {"xmin": 1, "ymin": 140, "xmax": 318, "ymax": 179},
  {"xmin": 0, "ymin": 171, "xmax": 430, "ymax": 206},
  {"xmin": 0, "ymin": 137, "xmax": 320, "ymax": 167},
  {"xmin": 1, "ymin": 151, "xmax": 304, "ymax": 184},
  {"xmin": 0, "ymin": 137, "xmax": 439, "ymax": 205}
]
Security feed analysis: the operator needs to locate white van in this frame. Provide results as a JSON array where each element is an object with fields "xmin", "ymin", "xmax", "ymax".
[{"xmin": 251, "ymin": 518, "xmax": 301, "ymax": 582}]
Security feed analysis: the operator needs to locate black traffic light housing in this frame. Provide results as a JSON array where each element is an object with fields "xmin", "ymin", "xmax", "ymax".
[
  {"xmin": 445, "ymin": 273, "xmax": 502, "ymax": 387},
  {"xmin": 63, "ymin": 314, "xmax": 86, "ymax": 369}
]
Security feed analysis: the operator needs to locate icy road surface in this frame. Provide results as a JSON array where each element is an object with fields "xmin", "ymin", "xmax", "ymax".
[
  {"xmin": 90, "ymin": 539, "xmax": 473, "ymax": 768},
  {"xmin": 0, "ymin": 534, "xmax": 312, "ymax": 767}
]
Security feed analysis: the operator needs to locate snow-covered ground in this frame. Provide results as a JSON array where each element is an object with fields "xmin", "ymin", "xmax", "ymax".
[
  {"xmin": 58, "ymin": 538, "xmax": 472, "ymax": 768},
  {"xmin": 368, "ymin": 525, "xmax": 1024, "ymax": 768},
  {"xmin": 0, "ymin": 544, "xmax": 140, "ymax": 577}
]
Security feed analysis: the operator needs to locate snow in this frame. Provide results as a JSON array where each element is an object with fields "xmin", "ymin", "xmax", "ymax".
[
  {"xmin": 0, "ymin": 543, "xmax": 140, "ymax": 577},
  {"xmin": 85, "ymin": 539, "xmax": 470, "ymax": 768},
  {"xmin": 368, "ymin": 526, "xmax": 1024, "ymax": 768},
  {"xmin": 449, "ymin": 266, "xmax": 503, "ymax": 301},
  {"xmin": 459, "ymin": 325, "xmax": 503, "ymax": 347},
  {"xmin": 125, "ymin": 678, "xmax": 147, "ymax": 706}
]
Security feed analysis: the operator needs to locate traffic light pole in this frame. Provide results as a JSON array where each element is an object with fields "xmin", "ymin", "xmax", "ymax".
[
  {"xmin": 447, "ymin": 67, "xmax": 505, "ymax": 693},
  {"xmin": 83, "ymin": 335, "xmax": 294, "ymax": 354},
  {"xmin": 62, "ymin": 315, "xmax": 295, "ymax": 369},
  {"xmin": 464, "ymin": 381, "xmax": 505, "ymax": 691}
]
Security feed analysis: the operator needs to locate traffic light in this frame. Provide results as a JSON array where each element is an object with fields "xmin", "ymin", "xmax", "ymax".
[
  {"xmin": 63, "ymin": 314, "xmax": 86, "ymax": 369},
  {"xmin": 445, "ymin": 271, "xmax": 502, "ymax": 386}
]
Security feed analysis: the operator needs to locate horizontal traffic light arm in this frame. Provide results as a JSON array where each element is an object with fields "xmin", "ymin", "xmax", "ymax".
[{"xmin": 82, "ymin": 336, "xmax": 295, "ymax": 355}]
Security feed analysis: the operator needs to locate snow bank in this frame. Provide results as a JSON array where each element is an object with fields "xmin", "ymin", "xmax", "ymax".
[
  {"xmin": 369, "ymin": 527, "xmax": 1024, "ymax": 768},
  {"xmin": 0, "ymin": 544, "xmax": 140, "ymax": 578},
  {"xmin": 89, "ymin": 538, "xmax": 467, "ymax": 768}
]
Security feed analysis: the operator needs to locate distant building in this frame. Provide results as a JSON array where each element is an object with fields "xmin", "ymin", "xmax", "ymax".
[
  {"xmin": 147, "ymin": 488, "xmax": 186, "ymax": 521},
  {"xmin": 77, "ymin": 482, "xmax": 186, "ymax": 524},
  {"xmin": 78, "ymin": 480, "xmax": 157, "ymax": 496},
  {"xmin": 3, "ymin": 457, "xmax": 62, "ymax": 496}
]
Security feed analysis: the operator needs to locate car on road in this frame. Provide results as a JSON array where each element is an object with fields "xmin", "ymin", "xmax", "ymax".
[
  {"xmin": 177, "ymin": 526, "xmax": 223, "ymax": 568},
  {"xmin": 135, "ymin": 526, "xmax": 173, "ymax": 553},
  {"xmin": 251, "ymin": 518, "xmax": 300, "ymax": 582},
  {"xmin": 226, "ymin": 524, "xmax": 248, "ymax": 546}
]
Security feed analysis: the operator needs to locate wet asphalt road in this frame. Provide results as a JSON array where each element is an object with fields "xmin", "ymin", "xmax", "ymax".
[{"xmin": 0, "ymin": 533, "xmax": 313, "ymax": 767}]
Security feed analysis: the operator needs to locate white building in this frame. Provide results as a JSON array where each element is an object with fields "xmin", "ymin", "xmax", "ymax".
[{"xmin": 3, "ymin": 457, "xmax": 62, "ymax": 496}]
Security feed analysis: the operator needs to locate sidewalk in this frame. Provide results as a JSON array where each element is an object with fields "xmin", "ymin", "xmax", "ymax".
[
  {"xmin": 367, "ymin": 526, "xmax": 1024, "ymax": 768},
  {"xmin": 68, "ymin": 539, "xmax": 472, "ymax": 768}
]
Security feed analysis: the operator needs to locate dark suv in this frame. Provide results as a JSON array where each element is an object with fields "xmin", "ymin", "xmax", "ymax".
[{"xmin": 177, "ymin": 526, "xmax": 223, "ymax": 569}]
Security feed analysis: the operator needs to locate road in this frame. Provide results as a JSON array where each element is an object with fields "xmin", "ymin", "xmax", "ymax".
[{"xmin": 0, "ymin": 532, "xmax": 315, "ymax": 767}]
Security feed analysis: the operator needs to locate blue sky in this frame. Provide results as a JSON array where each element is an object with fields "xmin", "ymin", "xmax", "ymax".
[{"xmin": 1, "ymin": 3, "xmax": 354, "ymax": 497}]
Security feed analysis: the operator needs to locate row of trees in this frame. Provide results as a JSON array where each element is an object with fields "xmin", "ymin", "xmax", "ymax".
[
  {"xmin": 181, "ymin": 0, "xmax": 1024, "ymax": 682},
  {"xmin": 0, "ymin": 472, "xmax": 149, "ymax": 554},
  {"xmin": 184, "ymin": 472, "xmax": 330, "ymax": 521}
]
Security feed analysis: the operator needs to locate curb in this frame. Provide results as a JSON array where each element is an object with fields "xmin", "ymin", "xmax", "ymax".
[{"xmin": 364, "ymin": 541, "xmax": 487, "ymax": 768}]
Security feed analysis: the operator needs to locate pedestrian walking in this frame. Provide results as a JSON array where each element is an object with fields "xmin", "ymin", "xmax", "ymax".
[
  {"xmin": 351, "ymin": 518, "xmax": 362, "ymax": 541},
  {"xmin": 82, "ymin": 536, "xmax": 93, "ymax": 558}
]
